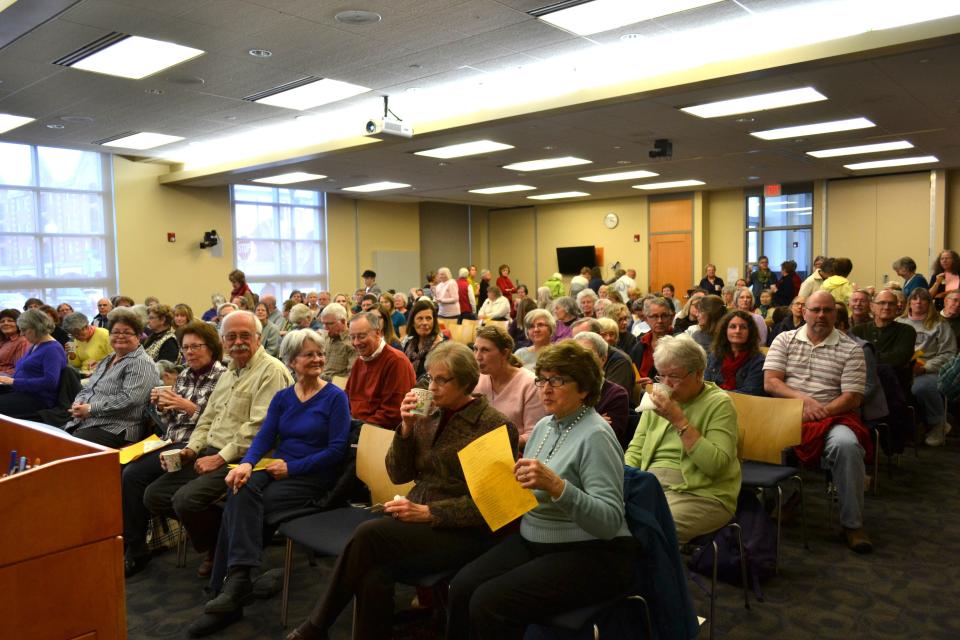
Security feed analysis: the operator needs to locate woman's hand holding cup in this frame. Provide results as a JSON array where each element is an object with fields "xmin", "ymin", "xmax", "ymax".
[{"xmin": 399, "ymin": 388, "xmax": 432, "ymax": 438}]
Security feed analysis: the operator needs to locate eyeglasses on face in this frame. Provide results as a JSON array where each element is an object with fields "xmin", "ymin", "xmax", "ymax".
[
  {"xmin": 655, "ymin": 371, "xmax": 693, "ymax": 384},
  {"xmin": 534, "ymin": 375, "xmax": 573, "ymax": 388},
  {"xmin": 222, "ymin": 332, "xmax": 256, "ymax": 342},
  {"xmin": 110, "ymin": 330, "xmax": 137, "ymax": 337},
  {"xmin": 181, "ymin": 344, "xmax": 208, "ymax": 353},
  {"xmin": 424, "ymin": 373, "xmax": 454, "ymax": 386},
  {"xmin": 804, "ymin": 307, "xmax": 836, "ymax": 315}
]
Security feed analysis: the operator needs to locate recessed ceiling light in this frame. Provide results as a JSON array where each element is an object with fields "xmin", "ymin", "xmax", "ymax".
[
  {"xmin": 620, "ymin": 33, "xmax": 643, "ymax": 42},
  {"xmin": 534, "ymin": 0, "xmax": 724, "ymax": 37},
  {"xmin": 100, "ymin": 132, "xmax": 185, "ymax": 150},
  {"xmin": 252, "ymin": 172, "xmax": 327, "ymax": 184},
  {"xmin": 468, "ymin": 185, "xmax": 536, "ymax": 194},
  {"xmin": 632, "ymin": 179, "xmax": 705, "ymax": 190},
  {"xmin": 248, "ymin": 49, "xmax": 272, "ymax": 58},
  {"xmin": 579, "ymin": 169, "xmax": 659, "ymax": 183},
  {"xmin": 528, "ymin": 191, "xmax": 590, "ymax": 200},
  {"xmin": 335, "ymin": 10, "xmax": 382, "ymax": 25},
  {"xmin": 807, "ymin": 140, "xmax": 914, "ymax": 158},
  {"xmin": 503, "ymin": 156, "xmax": 592, "ymax": 171},
  {"xmin": 844, "ymin": 155, "xmax": 939, "ymax": 171},
  {"xmin": 251, "ymin": 77, "xmax": 370, "ymax": 111},
  {"xmin": 0, "ymin": 113, "xmax": 35, "ymax": 134},
  {"xmin": 751, "ymin": 117, "xmax": 875, "ymax": 140},
  {"xmin": 45, "ymin": 123, "xmax": 65, "ymax": 130},
  {"xmin": 681, "ymin": 87, "xmax": 828, "ymax": 118},
  {"xmin": 67, "ymin": 35, "xmax": 204, "ymax": 80},
  {"xmin": 415, "ymin": 140, "xmax": 514, "ymax": 159},
  {"xmin": 342, "ymin": 181, "xmax": 411, "ymax": 192}
]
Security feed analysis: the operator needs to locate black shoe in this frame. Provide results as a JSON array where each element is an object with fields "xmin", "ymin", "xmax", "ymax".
[
  {"xmin": 187, "ymin": 609, "xmax": 243, "ymax": 638},
  {"xmin": 252, "ymin": 568, "xmax": 284, "ymax": 599},
  {"xmin": 204, "ymin": 573, "xmax": 253, "ymax": 614},
  {"xmin": 124, "ymin": 553, "xmax": 151, "ymax": 578}
]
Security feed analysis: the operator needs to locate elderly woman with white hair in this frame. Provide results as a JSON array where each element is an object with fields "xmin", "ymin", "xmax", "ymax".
[
  {"xmin": 0, "ymin": 309, "xmax": 68, "ymax": 418},
  {"xmin": 434, "ymin": 266, "xmax": 460, "ymax": 321},
  {"xmin": 576, "ymin": 288, "xmax": 599, "ymax": 318},
  {"xmin": 190, "ymin": 328, "xmax": 350, "ymax": 634},
  {"xmin": 535, "ymin": 286, "xmax": 553, "ymax": 310},
  {"xmin": 550, "ymin": 296, "xmax": 577, "ymax": 341},
  {"xmin": 624, "ymin": 334, "xmax": 740, "ymax": 542},
  {"xmin": 477, "ymin": 285, "xmax": 510, "ymax": 322},
  {"xmin": 288, "ymin": 303, "xmax": 318, "ymax": 331}
]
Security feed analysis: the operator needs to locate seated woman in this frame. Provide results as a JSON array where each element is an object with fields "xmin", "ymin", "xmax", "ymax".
[
  {"xmin": 720, "ymin": 284, "xmax": 737, "ymax": 310},
  {"xmin": 768, "ymin": 295, "xmax": 805, "ymax": 345},
  {"xmin": 509, "ymin": 297, "xmax": 537, "ymax": 349},
  {"xmin": 287, "ymin": 342, "xmax": 518, "ymax": 640},
  {"xmin": 477, "ymin": 285, "xmax": 510, "ymax": 322},
  {"xmin": 254, "ymin": 302, "xmax": 281, "ymax": 357},
  {"xmin": 40, "ymin": 305, "xmax": 71, "ymax": 346},
  {"xmin": 447, "ymin": 340, "xmax": 634, "ymax": 639},
  {"xmin": 514, "ymin": 308, "xmax": 555, "ymax": 371},
  {"xmin": 896, "ymin": 288, "xmax": 957, "ymax": 446},
  {"xmin": 0, "ymin": 309, "xmax": 30, "ymax": 375},
  {"xmin": 288, "ymin": 303, "xmax": 319, "ymax": 331},
  {"xmin": 392, "ymin": 293, "xmax": 409, "ymax": 327},
  {"xmin": 401, "ymin": 299, "xmax": 445, "ymax": 381},
  {"xmin": 625, "ymin": 334, "xmax": 740, "ymax": 542},
  {"xmin": 56, "ymin": 302, "xmax": 75, "ymax": 324},
  {"xmin": 576, "ymin": 288, "xmax": 599, "ymax": 318},
  {"xmin": 173, "ymin": 303, "xmax": 195, "ymax": 329},
  {"xmin": 550, "ymin": 297, "xmax": 577, "ymax": 341},
  {"xmin": 0, "ymin": 309, "xmax": 67, "ymax": 418},
  {"xmin": 673, "ymin": 291, "xmax": 705, "ymax": 334},
  {"xmin": 201, "ymin": 294, "xmax": 225, "ymax": 323},
  {"xmin": 143, "ymin": 304, "xmax": 181, "ymax": 363},
  {"xmin": 62, "ymin": 311, "xmax": 112, "ymax": 375},
  {"xmin": 121, "ymin": 321, "xmax": 227, "ymax": 577},
  {"xmin": 604, "ymin": 302, "xmax": 636, "ymax": 353},
  {"xmin": 64, "ymin": 308, "xmax": 161, "ymax": 448},
  {"xmin": 704, "ymin": 310, "xmax": 766, "ymax": 396},
  {"xmin": 190, "ymin": 329, "xmax": 350, "ymax": 635},
  {"xmin": 473, "ymin": 325, "xmax": 546, "ymax": 450},
  {"xmin": 734, "ymin": 287, "xmax": 769, "ymax": 345},
  {"xmin": 381, "ymin": 293, "xmax": 406, "ymax": 336},
  {"xmin": 372, "ymin": 302, "xmax": 402, "ymax": 349},
  {"xmin": 689, "ymin": 294, "xmax": 727, "ymax": 351}
]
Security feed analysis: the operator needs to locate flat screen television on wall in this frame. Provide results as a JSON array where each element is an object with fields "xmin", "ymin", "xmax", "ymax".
[{"xmin": 556, "ymin": 245, "xmax": 596, "ymax": 274}]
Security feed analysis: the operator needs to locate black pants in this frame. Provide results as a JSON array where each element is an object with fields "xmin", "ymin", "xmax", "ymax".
[
  {"xmin": 305, "ymin": 517, "xmax": 495, "ymax": 639},
  {"xmin": 0, "ymin": 387, "xmax": 48, "ymax": 418},
  {"xmin": 74, "ymin": 426, "xmax": 128, "ymax": 448},
  {"xmin": 121, "ymin": 444, "xmax": 183, "ymax": 555},
  {"xmin": 447, "ymin": 533, "xmax": 636, "ymax": 640}
]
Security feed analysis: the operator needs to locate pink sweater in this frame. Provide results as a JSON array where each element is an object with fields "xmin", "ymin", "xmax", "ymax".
[{"xmin": 474, "ymin": 367, "xmax": 547, "ymax": 442}]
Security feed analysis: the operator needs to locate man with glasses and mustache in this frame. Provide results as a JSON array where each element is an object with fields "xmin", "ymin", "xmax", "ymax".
[
  {"xmin": 344, "ymin": 311, "xmax": 415, "ymax": 428},
  {"xmin": 144, "ymin": 311, "xmax": 292, "ymax": 577},
  {"xmin": 92, "ymin": 297, "xmax": 112, "ymax": 328},
  {"xmin": 764, "ymin": 291, "xmax": 875, "ymax": 554}
]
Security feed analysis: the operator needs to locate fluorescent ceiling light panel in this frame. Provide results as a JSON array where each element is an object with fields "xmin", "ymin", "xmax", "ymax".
[
  {"xmin": 751, "ymin": 117, "xmax": 875, "ymax": 140},
  {"xmin": 537, "ymin": 0, "xmax": 724, "ymax": 36},
  {"xmin": 0, "ymin": 113, "xmax": 34, "ymax": 134},
  {"xmin": 528, "ymin": 191, "xmax": 590, "ymax": 200},
  {"xmin": 255, "ymin": 78, "xmax": 370, "ymax": 111},
  {"xmin": 681, "ymin": 87, "xmax": 827, "ymax": 118},
  {"xmin": 503, "ymin": 156, "xmax": 592, "ymax": 171},
  {"xmin": 415, "ymin": 140, "xmax": 514, "ymax": 159},
  {"xmin": 468, "ymin": 185, "xmax": 536, "ymax": 194},
  {"xmin": 342, "ymin": 181, "xmax": 411, "ymax": 192},
  {"xmin": 844, "ymin": 155, "xmax": 939, "ymax": 170},
  {"xmin": 252, "ymin": 172, "xmax": 326, "ymax": 184},
  {"xmin": 579, "ymin": 169, "xmax": 659, "ymax": 182},
  {"xmin": 633, "ymin": 179, "xmax": 705, "ymax": 190},
  {"xmin": 101, "ymin": 132, "xmax": 184, "ymax": 150},
  {"xmin": 0, "ymin": 1, "xmax": 19, "ymax": 13},
  {"xmin": 807, "ymin": 140, "xmax": 914, "ymax": 158},
  {"xmin": 70, "ymin": 36, "xmax": 204, "ymax": 79}
]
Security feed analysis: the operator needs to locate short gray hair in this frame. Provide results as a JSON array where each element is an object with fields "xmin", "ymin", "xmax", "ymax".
[
  {"xmin": 552, "ymin": 296, "xmax": 577, "ymax": 318},
  {"xmin": 652, "ymin": 334, "xmax": 707, "ymax": 374},
  {"xmin": 217, "ymin": 302, "xmax": 237, "ymax": 316},
  {"xmin": 523, "ymin": 308, "xmax": 556, "ymax": 334},
  {"xmin": 289, "ymin": 303, "xmax": 314, "ymax": 325},
  {"xmin": 425, "ymin": 341, "xmax": 479, "ymax": 393},
  {"xmin": 350, "ymin": 310, "xmax": 382, "ymax": 332},
  {"xmin": 61, "ymin": 312, "xmax": 90, "ymax": 334},
  {"xmin": 736, "ymin": 287, "xmax": 754, "ymax": 305},
  {"xmin": 645, "ymin": 296, "xmax": 673, "ymax": 315},
  {"xmin": 571, "ymin": 317, "xmax": 602, "ymax": 333},
  {"xmin": 155, "ymin": 360, "xmax": 181, "ymax": 378},
  {"xmin": 219, "ymin": 310, "xmax": 262, "ymax": 336},
  {"xmin": 129, "ymin": 304, "xmax": 150, "ymax": 326},
  {"xmin": 574, "ymin": 330, "xmax": 609, "ymax": 360},
  {"xmin": 721, "ymin": 284, "xmax": 737, "ymax": 297},
  {"xmin": 576, "ymin": 289, "xmax": 598, "ymax": 308},
  {"xmin": 279, "ymin": 328, "xmax": 325, "ymax": 366},
  {"xmin": 18, "ymin": 308, "xmax": 55, "ymax": 337},
  {"xmin": 458, "ymin": 267, "xmax": 469, "ymax": 278},
  {"xmin": 437, "ymin": 267, "xmax": 452, "ymax": 280},
  {"xmin": 320, "ymin": 303, "xmax": 347, "ymax": 322}
]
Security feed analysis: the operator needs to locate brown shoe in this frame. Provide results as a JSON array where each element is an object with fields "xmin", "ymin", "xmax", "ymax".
[
  {"xmin": 843, "ymin": 527, "xmax": 873, "ymax": 554},
  {"xmin": 197, "ymin": 550, "xmax": 214, "ymax": 578}
]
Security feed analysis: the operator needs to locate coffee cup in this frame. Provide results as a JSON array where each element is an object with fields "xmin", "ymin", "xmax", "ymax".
[
  {"xmin": 638, "ymin": 382, "xmax": 672, "ymax": 412},
  {"xmin": 409, "ymin": 388, "xmax": 433, "ymax": 417},
  {"xmin": 160, "ymin": 449, "xmax": 182, "ymax": 473}
]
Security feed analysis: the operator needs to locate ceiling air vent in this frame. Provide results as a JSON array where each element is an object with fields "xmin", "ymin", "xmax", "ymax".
[
  {"xmin": 91, "ymin": 131, "xmax": 138, "ymax": 146},
  {"xmin": 53, "ymin": 32, "xmax": 129, "ymax": 67},
  {"xmin": 242, "ymin": 76, "xmax": 323, "ymax": 103}
]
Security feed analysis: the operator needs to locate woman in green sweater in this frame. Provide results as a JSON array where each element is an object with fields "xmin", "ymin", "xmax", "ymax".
[
  {"xmin": 447, "ymin": 341, "xmax": 634, "ymax": 639},
  {"xmin": 625, "ymin": 334, "xmax": 741, "ymax": 542}
]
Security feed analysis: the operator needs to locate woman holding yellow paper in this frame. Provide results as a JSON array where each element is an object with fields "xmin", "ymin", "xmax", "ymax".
[
  {"xmin": 189, "ymin": 328, "xmax": 349, "ymax": 637},
  {"xmin": 287, "ymin": 341, "xmax": 517, "ymax": 640},
  {"xmin": 447, "ymin": 340, "xmax": 634, "ymax": 639}
]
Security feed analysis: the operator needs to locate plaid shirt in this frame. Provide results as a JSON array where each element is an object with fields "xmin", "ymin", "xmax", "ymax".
[
  {"xmin": 321, "ymin": 333, "xmax": 357, "ymax": 381},
  {"xmin": 160, "ymin": 361, "xmax": 227, "ymax": 443},
  {"xmin": 67, "ymin": 345, "xmax": 160, "ymax": 441}
]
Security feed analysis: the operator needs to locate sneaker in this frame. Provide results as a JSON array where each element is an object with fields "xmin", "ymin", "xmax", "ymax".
[
  {"xmin": 925, "ymin": 423, "xmax": 946, "ymax": 447},
  {"xmin": 843, "ymin": 527, "xmax": 873, "ymax": 554}
]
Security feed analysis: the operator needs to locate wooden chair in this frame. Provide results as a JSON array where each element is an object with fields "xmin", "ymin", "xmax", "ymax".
[
  {"xmin": 485, "ymin": 319, "xmax": 509, "ymax": 333},
  {"xmin": 331, "ymin": 375, "xmax": 348, "ymax": 390},
  {"xmin": 459, "ymin": 318, "xmax": 478, "ymax": 344}
]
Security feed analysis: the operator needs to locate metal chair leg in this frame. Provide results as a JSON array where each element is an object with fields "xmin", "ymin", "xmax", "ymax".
[
  {"xmin": 774, "ymin": 485, "xmax": 782, "ymax": 574},
  {"xmin": 793, "ymin": 475, "xmax": 809, "ymax": 550},
  {"xmin": 709, "ymin": 539, "xmax": 718, "ymax": 640},
  {"xmin": 176, "ymin": 522, "xmax": 187, "ymax": 568},
  {"xmin": 625, "ymin": 595, "xmax": 653, "ymax": 640},
  {"xmin": 730, "ymin": 523, "xmax": 751, "ymax": 609},
  {"xmin": 873, "ymin": 429, "xmax": 881, "ymax": 496},
  {"xmin": 280, "ymin": 538, "xmax": 294, "ymax": 627}
]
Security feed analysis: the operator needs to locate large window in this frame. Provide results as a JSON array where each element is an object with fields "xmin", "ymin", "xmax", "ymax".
[
  {"xmin": 745, "ymin": 184, "xmax": 814, "ymax": 280},
  {"xmin": 0, "ymin": 142, "xmax": 115, "ymax": 312},
  {"xmin": 231, "ymin": 185, "xmax": 327, "ymax": 300}
]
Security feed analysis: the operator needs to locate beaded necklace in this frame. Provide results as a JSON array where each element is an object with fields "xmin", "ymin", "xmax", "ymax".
[{"xmin": 532, "ymin": 405, "xmax": 589, "ymax": 462}]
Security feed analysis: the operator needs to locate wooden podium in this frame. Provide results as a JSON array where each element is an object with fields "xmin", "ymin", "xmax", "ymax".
[{"xmin": 0, "ymin": 415, "xmax": 126, "ymax": 640}]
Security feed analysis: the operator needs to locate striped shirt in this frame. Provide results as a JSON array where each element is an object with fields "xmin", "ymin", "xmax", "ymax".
[
  {"xmin": 67, "ymin": 345, "xmax": 161, "ymax": 441},
  {"xmin": 763, "ymin": 326, "xmax": 866, "ymax": 405},
  {"xmin": 159, "ymin": 361, "xmax": 227, "ymax": 444}
]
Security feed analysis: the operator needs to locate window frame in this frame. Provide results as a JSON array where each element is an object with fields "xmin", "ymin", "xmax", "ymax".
[{"xmin": 744, "ymin": 182, "xmax": 814, "ymax": 278}]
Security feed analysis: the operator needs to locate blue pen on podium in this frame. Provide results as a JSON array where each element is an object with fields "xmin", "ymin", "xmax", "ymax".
[{"xmin": 7, "ymin": 450, "xmax": 17, "ymax": 475}]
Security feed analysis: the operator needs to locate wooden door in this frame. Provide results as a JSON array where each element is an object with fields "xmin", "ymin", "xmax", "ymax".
[{"xmin": 649, "ymin": 197, "xmax": 693, "ymax": 297}]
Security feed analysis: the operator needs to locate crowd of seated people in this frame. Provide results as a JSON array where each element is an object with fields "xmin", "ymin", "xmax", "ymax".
[{"xmin": 4, "ymin": 251, "xmax": 960, "ymax": 638}]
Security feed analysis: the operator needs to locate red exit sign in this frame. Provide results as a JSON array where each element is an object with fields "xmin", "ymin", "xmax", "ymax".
[{"xmin": 764, "ymin": 183, "xmax": 782, "ymax": 197}]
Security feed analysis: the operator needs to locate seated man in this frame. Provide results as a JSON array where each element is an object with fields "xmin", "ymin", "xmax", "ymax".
[
  {"xmin": 571, "ymin": 317, "xmax": 636, "ymax": 400},
  {"xmin": 345, "ymin": 312, "xmax": 416, "ymax": 428},
  {"xmin": 573, "ymin": 331, "xmax": 630, "ymax": 449},
  {"xmin": 852, "ymin": 289, "xmax": 916, "ymax": 397},
  {"xmin": 318, "ymin": 303, "xmax": 356, "ymax": 381},
  {"xmin": 143, "ymin": 311, "xmax": 293, "ymax": 576},
  {"xmin": 764, "ymin": 291, "xmax": 873, "ymax": 553},
  {"xmin": 62, "ymin": 312, "xmax": 112, "ymax": 374},
  {"xmin": 92, "ymin": 298, "xmax": 112, "ymax": 328}
]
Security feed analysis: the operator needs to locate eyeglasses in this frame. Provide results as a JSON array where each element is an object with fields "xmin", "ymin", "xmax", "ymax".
[
  {"xmin": 804, "ymin": 307, "xmax": 836, "ymax": 315},
  {"xmin": 298, "ymin": 350, "xmax": 325, "ymax": 360},
  {"xmin": 181, "ymin": 344, "xmax": 207, "ymax": 353},
  {"xmin": 534, "ymin": 375, "xmax": 573, "ymax": 388},
  {"xmin": 655, "ymin": 371, "xmax": 693, "ymax": 384},
  {"xmin": 349, "ymin": 332, "xmax": 370, "ymax": 341},
  {"xmin": 529, "ymin": 322, "xmax": 552, "ymax": 330},
  {"xmin": 110, "ymin": 330, "xmax": 137, "ymax": 337},
  {"xmin": 223, "ymin": 332, "xmax": 256, "ymax": 341},
  {"xmin": 424, "ymin": 373, "xmax": 454, "ymax": 386}
]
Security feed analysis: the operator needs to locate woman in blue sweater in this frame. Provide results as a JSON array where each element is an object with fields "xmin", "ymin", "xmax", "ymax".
[
  {"xmin": 0, "ymin": 309, "xmax": 66, "ymax": 418},
  {"xmin": 447, "ymin": 340, "xmax": 635, "ymax": 639},
  {"xmin": 188, "ymin": 328, "xmax": 350, "ymax": 636}
]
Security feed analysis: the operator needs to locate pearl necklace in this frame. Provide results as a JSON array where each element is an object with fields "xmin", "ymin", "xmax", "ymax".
[{"xmin": 533, "ymin": 405, "xmax": 589, "ymax": 462}]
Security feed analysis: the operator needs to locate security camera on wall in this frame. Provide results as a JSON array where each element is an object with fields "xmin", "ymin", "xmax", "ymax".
[{"xmin": 199, "ymin": 229, "xmax": 223, "ymax": 257}]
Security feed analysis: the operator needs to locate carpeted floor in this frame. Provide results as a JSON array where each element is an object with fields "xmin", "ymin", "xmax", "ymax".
[{"xmin": 126, "ymin": 442, "xmax": 960, "ymax": 639}]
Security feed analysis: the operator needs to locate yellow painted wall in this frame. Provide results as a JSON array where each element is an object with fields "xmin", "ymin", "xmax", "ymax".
[
  {"xmin": 113, "ymin": 157, "xmax": 231, "ymax": 313},
  {"xmin": 704, "ymin": 188, "xmax": 744, "ymax": 283}
]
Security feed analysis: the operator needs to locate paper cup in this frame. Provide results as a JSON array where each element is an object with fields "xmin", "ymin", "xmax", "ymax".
[
  {"xmin": 638, "ymin": 382, "xmax": 672, "ymax": 412},
  {"xmin": 409, "ymin": 388, "xmax": 433, "ymax": 417},
  {"xmin": 160, "ymin": 449, "xmax": 182, "ymax": 473}
]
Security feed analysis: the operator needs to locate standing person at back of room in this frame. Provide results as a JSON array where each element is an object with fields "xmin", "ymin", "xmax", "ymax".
[{"xmin": 821, "ymin": 257, "xmax": 855, "ymax": 306}]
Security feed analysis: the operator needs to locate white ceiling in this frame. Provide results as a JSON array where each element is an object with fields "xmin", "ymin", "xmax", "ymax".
[{"xmin": 1, "ymin": 0, "xmax": 959, "ymax": 206}]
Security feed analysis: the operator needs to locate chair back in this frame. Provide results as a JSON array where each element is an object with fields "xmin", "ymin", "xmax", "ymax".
[
  {"xmin": 726, "ymin": 392, "xmax": 802, "ymax": 465},
  {"xmin": 485, "ymin": 319, "xmax": 509, "ymax": 332},
  {"xmin": 459, "ymin": 318, "xmax": 478, "ymax": 344},
  {"xmin": 446, "ymin": 323, "xmax": 472, "ymax": 345},
  {"xmin": 331, "ymin": 375, "xmax": 348, "ymax": 390},
  {"xmin": 356, "ymin": 424, "xmax": 415, "ymax": 504}
]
